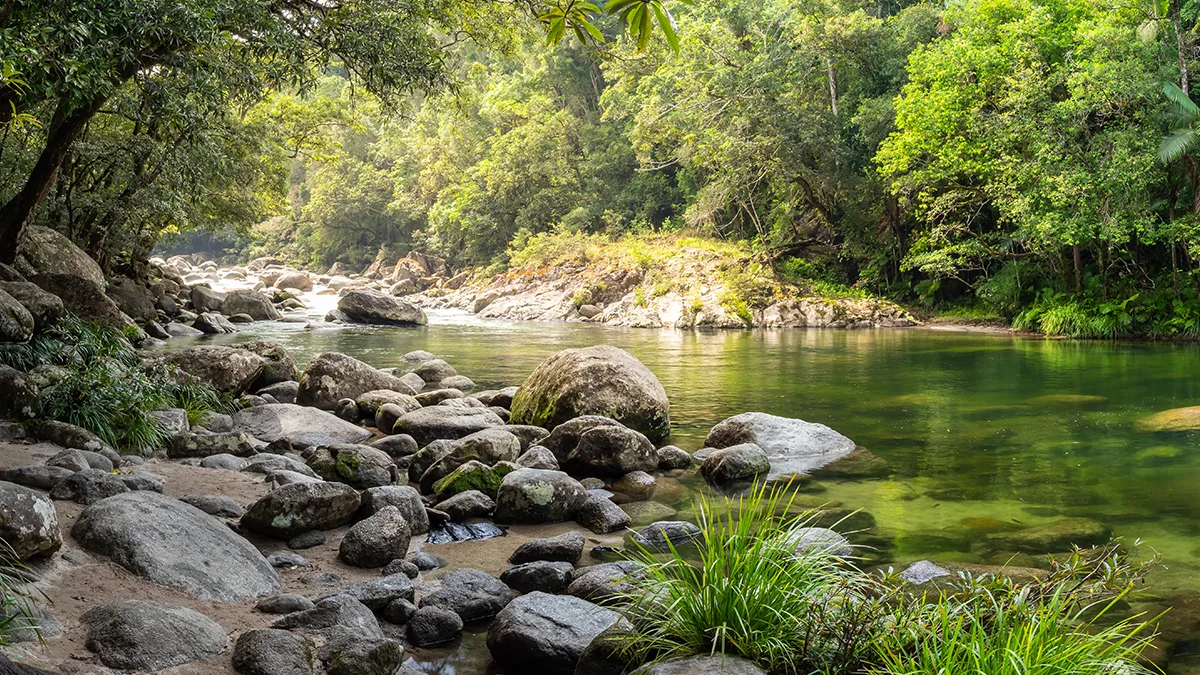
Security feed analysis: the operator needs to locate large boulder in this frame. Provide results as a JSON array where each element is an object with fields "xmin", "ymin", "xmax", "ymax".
[
  {"xmin": 393, "ymin": 406, "xmax": 504, "ymax": 446},
  {"xmin": 31, "ymin": 272, "xmax": 136, "ymax": 330},
  {"xmin": 486, "ymin": 592, "xmax": 624, "ymax": 675},
  {"xmin": 241, "ymin": 481, "xmax": 362, "ymax": 539},
  {"xmin": 0, "ymin": 481, "xmax": 61, "ymax": 560},
  {"xmin": 494, "ymin": 469, "xmax": 587, "ymax": 524},
  {"xmin": 81, "ymin": 600, "xmax": 227, "ymax": 672},
  {"xmin": 156, "ymin": 345, "xmax": 267, "ymax": 394},
  {"xmin": 223, "ymin": 290, "xmax": 280, "ymax": 321},
  {"xmin": 297, "ymin": 352, "xmax": 417, "ymax": 410},
  {"xmin": 235, "ymin": 341, "xmax": 299, "ymax": 386},
  {"xmin": 336, "ymin": 289, "xmax": 427, "ymax": 326},
  {"xmin": 16, "ymin": 225, "xmax": 105, "ymax": 287},
  {"xmin": 272, "ymin": 595, "xmax": 382, "ymax": 642},
  {"xmin": 49, "ymin": 468, "xmax": 129, "ymax": 504},
  {"xmin": 418, "ymin": 428, "xmax": 521, "ymax": 491},
  {"xmin": 0, "ymin": 281, "xmax": 61, "ymax": 332},
  {"xmin": 510, "ymin": 346, "xmax": 670, "ymax": 442},
  {"xmin": 73, "ymin": 491, "xmax": 280, "ymax": 600},
  {"xmin": 704, "ymin": 412, "xmax": 855, "ymax": 480},
  {"xmin": 0, "ymin": 366, "xmax": 39, "ymax": 418},
  {"xmin": 274, "ymin": 271, "xmax": 313, "ymax": 291},
  {"xmin": 308, "ymin": 444, "xmax": 397, "ymax": 489},
  {"xmin": 0, "ymin": 287, "xmax": 33, "ymax": 342},
  {"xmin": 190, "ymin": 285, "xmax": 227, "ymax": 313},
  {"xmin": 232, "ymin": 403, "xmax": 371, "ymax": 447},
  {"xmin": 359, "ymin": 486, "xmax": 430, "ymax": 534},
  {"xmin": 106, "ymin": 277, "xmax": 157, "ymax": 321}
]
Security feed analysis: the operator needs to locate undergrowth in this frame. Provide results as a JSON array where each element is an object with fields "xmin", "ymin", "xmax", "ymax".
[{"xmin": 0, "ymin": 540, "xmax": 45, "ymax": 649}]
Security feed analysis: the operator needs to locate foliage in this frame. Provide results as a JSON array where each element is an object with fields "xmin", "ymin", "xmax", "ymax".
[{"xmin": 0, "ymin": 540, "xmax": 45, "ymax": 649}]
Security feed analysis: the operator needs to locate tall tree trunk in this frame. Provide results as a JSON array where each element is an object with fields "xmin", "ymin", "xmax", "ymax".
[
  {"xmin": 1174, "ymin": 0, "xmax": 1191, "ymax": 97},
  {"xmin": 825, "ymin": 55, "xmax": 839, "ymax": 119},
  {"xmin": 0, "ymin": 95, "xmax": 105, "ymax": 263},
  {"xmin": 1072, "ymin": 245, "xmax": 1082, "ymax": 292}
]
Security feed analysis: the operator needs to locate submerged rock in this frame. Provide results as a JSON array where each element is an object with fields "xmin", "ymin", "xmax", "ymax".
[
  {"xmin": 991, "ymin": 517, "xmax": 1109, "ymax": 553},
  {"xmin": 1136, "ymin": 406, "xmax": 1200, "ymax": 433}
]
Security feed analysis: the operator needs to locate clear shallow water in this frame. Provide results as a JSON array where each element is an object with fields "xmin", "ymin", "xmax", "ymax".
[{"xmin": 158, "ymin": 309, "xmax": 1200, "ymax": 668}]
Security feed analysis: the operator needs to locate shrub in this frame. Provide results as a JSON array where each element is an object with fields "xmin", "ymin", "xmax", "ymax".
[{"xmin": 0, "ymin": 540, "xmax": 45, "ymax": 648}]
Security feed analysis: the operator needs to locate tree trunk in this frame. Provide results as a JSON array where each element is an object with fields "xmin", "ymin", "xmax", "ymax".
[
  {"xmin": 1174, "ymin": 0, "xmax": 1191, "ymax": 97},
  {"xmin": 1072, "ymin": 245, "xmax": 1082, "ymax": 292},
  {"xmin": 0, "ymin": 95, "xmax": 104, "ymax": 264}
]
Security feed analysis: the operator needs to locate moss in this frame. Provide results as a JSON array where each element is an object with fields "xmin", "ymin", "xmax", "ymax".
[
  {"xmin": 432, "ymin": 461, "xmax": 518, "ymax": 500},
  {"xmin": 333, "ymin": 451, "xmax": 361, "ymax": 481}
]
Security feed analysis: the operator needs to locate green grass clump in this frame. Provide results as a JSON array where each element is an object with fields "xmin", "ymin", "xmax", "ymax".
[{"xmin": 0, "ymin": 540, "xmax": 46, "ymax": 648}]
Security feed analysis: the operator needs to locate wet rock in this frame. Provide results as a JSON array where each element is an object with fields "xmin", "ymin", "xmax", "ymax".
[
  {"xmin": 297, "ymin": 352, "xmax": 418, "ymax": 410},
  {"xmin": 232, "ymin": 628, "xmax": 317, "ymax": 675},
  {"xmin": 307, "ymin": 444, "xmax": 397, "ymax": 489},
  {"xmin": 339, "ymin": 506, "xmax": 412, "ymax": 568},
  {"xmin": 494, "ymin": 468, "xmax": 588, "ymax": 524},
  {"xmin": 0, "ymin": 480, "xmax": 61, "ymax": 560},
  {"xmin": 394, "ymin": 406, "xmax": 504, "ymax": 446},
  {"xmin": 509, "ymin": 531, "xmax": 585, "ymax": 564},
  {"xmin": 1136, "ymin": 406, "xmax": 1200, "ymax": 432},
  {"xmin": 406, "ymin": 606, "xmax": 463, "ymax": 646},
  {"xmin": 991, "ymin": 517, "xmax": 1110, "ymax": 553},
  {"xmin": 336, "ymin": 289, "xmax": 427, "ymax": 326},
  {"xmin": 632, "ymin": 655, "xmax": 767, "ymax": 674},
  {"xmin": 627, "ymin": 521, "xmax": 703, "ymax": 553},
  {"xmin": 620, "ymin": 501, "xmax": 678, "ymax": 526},
  {"xmin": 510, "ymin": 345, "xmax": 671, "ymax": 442},
  {"xmin": 168, "ymin": 431, "xmax": 257, "ymax": 458},
  {"xmin": 233, "ymin": 403, "xmax": 371, "ymax": 447},
  {"xmin": 418, "ymin": 568, "xmax": 517, "ymax": 621},
  {"xmin": 784, "ymin": 527, "xmax": 852, "ymax": 558},
  {"xmin": 256, "ymin": 594, "xmax": 316, "ymax": 614},
  {"xmin": 576, "ymin": 494, "xmax": 631, "ymax": 534},
  {"xmin": 49, "ymin": 468, "xmax": 129, "ymax": 504},
  {"xmin": 81, "ymin": 600, "xmax": 227, "ymax": 672},
  {"xmin": 0, "ymin": 465, "xmax": 73, "ymax": 490},
  {"xmin": 486, "ymin": 591, "xmax": 624, "ymax": 674},
  {"xmin": 656, "ymin": 445, "xmax": 693, "ymax": 470},
  {"xmin": 700, "ymin": 443, "xmax": 770, "ymax": 484},
  {"xmin": 359, "ymin": 485, "xmax": 429, "ymax": 534},
  {"xmin": 517, "ymin": 445, "xmax": 560, "ymax": 470},
  {"xmin": 166, "ymin": 321, "xmax": 204, "ymax": 337},
  {"xmin": 241, "ymin": 481, "xmax": 362, "ymax": 539},
  {"xmin": 156, "ymin": 345, "xmax": 266, "ymax": 394},
  {"xmin": 426, "ymin": 521, "xmax": 505, "ymax": 544},
  {"xmin": 704, "ymin": 412, "xmax": 856, "ymax": 479},
  {"xmin": 501, "ymin": 561, "xmax": 574, "ymax": 594},
  {"xmin": 568, "ymin": 425, "xmax": 657, "ymax": 476},
  {"xmin": 813, "ymin": 446, "xmax": 889, "ymax": 479},
  {"xmin": 74, "ymin": 491, "xmax": 280, "ymax": 600},
  {"xmin": 611, "ymin": 471, "xmax": 657, "ymax": 499},
  {"xmin": 435, "ymin": 490, "xmax": 495, "ymax": 521},
  {"xmin": 273, "ymin": 595, "xmax": 382, "ymax": 641},
  {"xmin": 565, "ymin": 561, "xmax": 641, "ymax": 604}
]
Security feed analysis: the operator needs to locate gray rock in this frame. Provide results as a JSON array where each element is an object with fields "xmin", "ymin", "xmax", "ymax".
[
  {"xmin": 359, "ymin": 485, "xmax": 430, "ymax": 534},
  {"xmin": 152, "ymin": 408, "xmax": 190, "ymax": 435},
  {"xmin": 81, "ymin": 600, "xmax": 227, "ymax": 672},
  {"xmin": 323, "ymin": 574, "xmax": 415, "ymax": 610},
  {"xmin": 322, "ymin": 637, "xmax": 406, "ymax": 675},
  {"xmin": 632, "ymin": 654, "xmax": 768, "ymax": 674},
  {"xmin": 234, "ymin": 341, "xmax": 300, "ymax": 386},
  {"xmin": 267, "ymin": 551, "xmax": 309, "ymax": 568},
  {"xmin": 406, "ymin": 439, "xmax": 458, "ymax": 482},
  {"xmin": 510, "ymin": 345, "xmax": 670, "ymax": 442},
  {"xmin": 565, "ymin": 561, "xmax": 642, "ymax": 604},
  {"xmin": 899, "ymin": 560, "xmax": 952, "ymax": 585},
  {"xmin": 268, "ymin": 470, "xmax": 322, "ymax": 488},
  {"xmin": 509, "ymin": 531, "xmax": 585, "ymax": 564},
  {"xmin": 355, "ymin": 389, "xmax": 421, "ymax": 418},
  {"xmin": 576, "ymin": 494, "xmax": 631, "ymax": 534},
  {"xmin": 504, "ymin": 424, "xmax": 550, "ymax": 449},
  {"xmin": 232, "ymin": 628, "xmax": 317, "ymax": 675},
  {"xmin": 0, "ymin": 367, "xmax": 38, "ymax": 419},
  {"xmin": 336, "ymin": 289, "xmax": 427, "ymax": 326},
  {"xmin": 297, "ymin": 352, "xmax": 418, "ymax": 410},
  {"xmin": 74, "ymin": 491, "xmax": 279, "ymax": 600},
  {"xmin": 29, "ymin": 271, "xmax": 138, "ymax": 332},
  {"xmin": 486, "ymin": 592, "xmax": 624, "ymax": 674},
  {"xmin": 197, "ymin": 411, "xmax": 235, "ymax": 432},
  {"xmin": 194, "ymin": 311, "xmax": 237, "ymax": 334},
  {"xmin": 656, "ymin": 445, "xmax": 693, "ymax": 470},
  {"xmin": 700, "ymin": 443, "xmax": 771, "ymax": 484},
  {"xmin": 30, "ymin": 419, "xmax": 114, "ymax": 455},
  {"xmin": 288, "ymin": 531, "xmax": 326, "ymax": 549},
  {"xmin": 168, "ymin": 431, "xmax": 257, "ymax": 458},
  {"xmin": 46, "ymin": 448, "xmax": 90, "ymax": 472},
  {"xmin": 0, "ymin": 281, "xmax": 61, "ymax": 332},
  {"xmin": 339, "ymin": 506, "xmax": 412, "ymax": 568},
  {"xmin": 156, "ymin": 345, "xmax": 266, "ymax": 393},
  {"xmin": 494, "ymin": 469, "xmax": 587, "ymax": 524},
  {"xmin": 393, "ymin": 406, "xmax": 504, "ymax": 446},
  {"xmin": 569, "ymin": 425, "xmax": 656, "ymax": 477},
  {"xmin": 418, "ymin": 428, "xmax": 522, "ymax": 492},
  {"xmin": 190, "ymin": 285, "xmax": 226, "ymax": 313},
  {"xmin": 179, "ymin": 495, "xmax": 245, "ymax": 518},
  {"xmin": 241, "ymin": 481, "xmax": 362, "ymax": 539},
  {"xmin": 382, "ymin": 598, "xmax": 417, "ymax": 624},
  {"xmin": 409, "ymin": 552, "xmax": 441, "ymax": 571},
  {"xmin": 273, "ymin": 595, "xmax": 382, "ymax": 641},
  {"xmin": 501, "ymin": 561, "xmax": 574, "ymax": 594},
  {"xmin": 49, "ymin": 468, "xmax": 129, "ymax": 504},
  {"xmin": 434, "ymin": 490, "xmax": 495, "ymax": 521},
  {"xmin": 199, "ymin": 453, "xmax": 248, "ymax": 470},
  {"xmin": 166, "ymin": 321, "xmax": 204, "ymax": 337},
  {"xmin": 401, "ymin": 349, "xmax": 437, "ymax": 362},
  {"xmin": 416, "ymin": 387, "xmax": 464, "ymax": 406},
  {"xmin": 233, "ymin": 403, "xmax": 372, "ymax": 447},
  {"xmin": 0, "ymin": 287, "xmax": 33, "ymax": 342},
  {"xmin": 120, "ymin": 472, "xmax": 164, "ymax": 492},
  {"xmin": 412, "ymin": 359, "xmax": 457, "ymax": 383},
  {"xmin": 440, "ymin": 375, "xmax": 476, "ymax": 391},
  {"xmin": 398, "ymin": 371, "xmax": 426, "ymax": 393},
  {"xmin": 223, "ymin": 290, "xmax": 280, "ymax": 321},
  {"xmin": 368, "ymin": 433, "xmax": 419, "ymax": 458},
  {"xmin": 306, "ymin": 444, "xmax": 397, "ymax": 489},
  {"xmin": 418, "ymin": 568, "xmax": 517, "ymax": 622},
  {"xmin": 627, "ymin": 521, "xmax": 703, "ymax": 553},
  {"xmin": 0, "ymin": 465, "xmax": 73, "ymax": 490},
  {"xmin": 704, "ymin": 412, "xmax": 855, "ymax": 480},
  {"xmin": 258, "ymin": 380, "xmax": 299, "ymax": 405},
  {"xmin": 0, "ymin": 480, "xmax": 61, "ymax": 560},
  {"xmin": 255, "ymin": 594, "xmax": 315, "ymax": 615},
  {"xmin": 540, "ymin": 416, "xmax": 623, "ymax": 463},
  {"xmin": 516, "ymin": 445, "xmax": 559, "ymax": 470},
  {"xmin": 406, "ymin": 606, "xmax": 463, "ymax": 646},
  {"xmin": 784, "ymin": 527, "xmax": 852, "ymax": 558},
  {"xmin": 243, "ymin": 452, "xmax": 319, "ymax": 476}
]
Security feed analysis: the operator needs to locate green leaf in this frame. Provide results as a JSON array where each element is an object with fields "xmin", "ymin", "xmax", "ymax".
[
  {"xmin": 1158, "ymin": 128, "xmax": 1200, "ymax": 165},
  {"xmin": 652, "ymin": 3, "xmax": 679, "ymax": 54},
  {"xmin": 1164, "ymin": 82, "xmax": 1200, "ymax": 118}
]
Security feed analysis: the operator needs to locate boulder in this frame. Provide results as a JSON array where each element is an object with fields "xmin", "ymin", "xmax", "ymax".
[
  {"xmin": 152, "ymin": 408, "xmax": 190, "ymax": 435},
  {"xmin": 394, "ymin": 406, "xmax": 504, "ymax": 446},
  {"xmin": 323, "ymin": 637, "xmax": 407, "ymax": 675},
  {"xmin": 106, "ymin": 277, "xmax": 157, "ymax": 321},
  {"xmin": 356, "ymin": 389, "xmax": 421, "ymax": 418},
  {"xmin": 416, "ymin": 387, "xmax": 464, "ymax": 406},
  {"xmin": 339, "ymin": 506, "xmax": 412, "ymax": 568},
  {"xmin": 510, "ymin": 345, "xmax": 670, "ymax": 441},
  {"xmin": 190, "ymin": 285, "xmax": 227, "ymax": 313},
  {"xmin": 540, "ymin": 416, "xmax": 623, "ymax": 463},
  {"xmin": 16, "ymin": 225, "xmax": 105, "ymax": 287},
  {"xmin": 369, "ymin": 433, "xmax": 419, "ymax": 458},
  {"xmin": 632, "ymin": 655, "xmax": 767, "ymax": 674},
  {"xmin": 568, "ymin": 425, "xmax": 657, "ymax": 476},
  {"xmin": 0, "ymin": 281, "xmax": 61, "ymax": 332},
  {"xmin": 29, "ymin": 272, "xmax": 136, "ymax": 331},
  {"xmin": 412, "ymin": 359, "xmax": 457, "ymax": 383},
  {"xmin": 576, "ymin": 494, "xmax": 631, "ymax": 534},
  {"xmin": 166, "ymin": 321, "xmax": 204, "ymax": 337},
  {"xmin": 0, "ymin": 287, "xmax": 33, "ymax": 342},
  {"xmin": 258, "ymin": 380, "xmax": 300, "ymax": 404},
  {"xmin": 435, "ymin": 490, "xmax": 495, "ymax": 521},
  {"xmin": 49, "ymin": 468, "xmax": 129, "ymax": 504},
  {"xmin": 509, "ymin": 531, "xmax": 585, "ymax": 564},
  {"xmin": 74, "ymin": 491, "xmax": 280, "ymax": 600},
  {"xmin": 494, "ymin": 469, "xmax": 587, "ymax": 524},
  {"xmin": 419, "ymin": 428, "xmax": 522, "ymax": 491},
  {"xmin": 407, "ymin": 439, "xmax": 458, "ymax": 482},
  {"xmin": 0, "ymin": 367, "xmax": 38, "ymax": 418},
  {"xmin": 297, "ymin": 352, "xmax": 418, "ymax": 410},
  {"xmin": 194, "ymin": 311, "xmax": 237, "ymax": 334},
  {"xmin": 235, "ymin": 341, "xmax": 299, "ymax": 386},
  {"xmin": 200, "ymin": 453, "xmax": 248, "ymax": 470},
  {"xmin": 657, "ymin": 445, "xmax": 693, "ymax": 470},
  {"xmin": 1137, "ymin": 406, "xmax": 1200, "ymax": 432},
  {"xmin": 441, "ymin": 375, "xmax": 475, "ymax": 391},
  {"xmin": 430, "ymin": 460, "xmax": 517, "ymax": 501},
  {"xmin": 233, "ymin": 403, "xmax": 371, "ymax": 447},
  {"xmin": 241, "ymin": 482, "xmax": 362, "ymax": 539},
  {"xmin": 156, "ymin": 345, "xmax": 266, "ymax": 394},
  {"xmin": 359, "ymin": 485, "xmax": 430, "ymax": 534},
  {"xmin": 275, "ymin": 271, "xmax": 313, "ymax": 291},
  {"xmin": 81, "ymin": 600, "xmax": 227, "ymax": 672},
  {"xmin": 486, "ymin": 592, "xmax": 624, "ymax": 675},
  {"xmin": 168, "ymin": 431, "xmax": 257, "ymax": 458},
  {"xmin": 272, "ymin": 595, "xmax": 382, "ymax": 642},
  {"xmin": 627, "ymin": 521, "xmax": 703, "ymax": 553},
  {"xmin": 566, "ymin": 561, "xmax": 642, "ymax": 604},
  {"xmin": 0, "ymin": 465, "xmax": 73, "ymax": 490},
  {"xmin": 180, "ymin": 494, "xmax": 245, "ymax": 518},
  {"xmin": 307, "ymin": 444, "xmax": 397, "ymax": 488},
  {"xmin": 243, "ymin": 452, "xmax": 319, "ymax": 477},
  {"xmin": 256, "ymin": 594, "xmax": 315, "ymax": 615},
  {"xmin": 232, "ymin": 628, "xmax": 317, "ymax": 675},
  {"xmin": 336, "ymin": 289, "xmax": 427, "ymax": 326},
  {"xmin": 700, "ymin": 443, "xmax": 771, "ymax": 484},
  {"xmin": 29, "ymin": 419, "xmax": 114, "ymax": 454},
  {"xmin": 324, "ymin": 574, "xmax": 415, "ymax": 611},
  {"xmin": 406, "ymin": 606, "xmax": 463, "ymax": 647},
  {"xmin": 418, "ymin": 568, "xmax": 516, "ymax": 622},
  {"xmin": 0, "ymin": 481, "xmax": 61, "ymax": 560},
  {"xmin": 516, "ymin": 446, "xmax": 559, "ymax": 470},
  {"xmin": 704, "ymin": 412, "xmax": 855, "ymax": 479},
  {"xmin": 223, "ymin": 290, "xmax": 280, "ymax": 321},
  {"xmin": 501, "ymin": 560, "xmax": 574, "ymax": 594}
]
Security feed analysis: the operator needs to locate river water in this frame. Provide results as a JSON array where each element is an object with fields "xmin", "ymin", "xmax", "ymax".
[{"xmin": 158, "ymin": 303, "xmax": 1200, "ymax": 668}]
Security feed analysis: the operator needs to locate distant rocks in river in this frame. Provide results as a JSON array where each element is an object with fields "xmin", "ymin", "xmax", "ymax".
[
  {"xmin": 334, "ymin": 288, "xmax": 427, "ymax": 326},
  {"xmin": 703, "ymin": 411, "xmax": 856, "ymax": 480}
]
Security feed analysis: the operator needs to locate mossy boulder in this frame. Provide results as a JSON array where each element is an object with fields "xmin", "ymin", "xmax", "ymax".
[
  {"xmin": 307, "ymin": 444, "xmax": 397, "ymax": 489},
  {"xmin": 510, "ymin": 345, "xmax": 670, "ymax": 442},
  {"xmin": 432, "ymin": 460, "xmax": 519, "ymax": 501}
]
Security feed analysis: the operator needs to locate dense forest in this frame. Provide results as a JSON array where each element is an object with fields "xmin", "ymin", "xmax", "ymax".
[{"xmin": 7, "ymin": 0, "xmax": 1200, "ymax": 336}]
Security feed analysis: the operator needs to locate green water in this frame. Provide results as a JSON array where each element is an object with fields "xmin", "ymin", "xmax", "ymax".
[{"xmin": 163, "ymin": 313, "xmax": 1200, "ymax": 606}]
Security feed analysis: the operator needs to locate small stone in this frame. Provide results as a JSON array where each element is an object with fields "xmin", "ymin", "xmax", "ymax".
[
  {"xmin": 656, "ymin": 445, "xmax": 693, "ymax": 470},
  {"xmin": 267, "ymin": 551, "xmax": 309, "ymax": 568},
  {"xmin": 407, "ymin": 606, "xmax": 464, "ymax": 646},
  {"xmin": 255, "ymin": 594, "xmax": 316, "ymax": 615},
  {"xmin": 382, "ymin": 558, "xmax": 420, "ymax": 579},
  {"xmin": 288, "ymin": 531, "xmax": 326, "ymax": 549}
]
